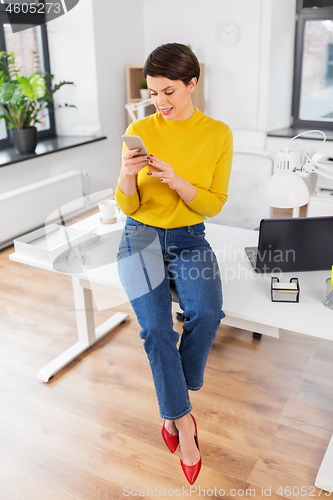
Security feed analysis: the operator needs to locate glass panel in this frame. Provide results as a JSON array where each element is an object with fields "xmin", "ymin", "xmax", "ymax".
[
  {"xmin": 3, "ymin": 24, "xmax": 50, "ymax": 131},
  {"xmin": 299, "ymin": 19, "xmax": 333, "ymax": 122}
]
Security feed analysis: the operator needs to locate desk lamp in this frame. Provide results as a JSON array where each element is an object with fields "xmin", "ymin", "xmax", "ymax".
[{"xmin": 262, "ymin": 130, "xmax": 333, "ymax": 217}]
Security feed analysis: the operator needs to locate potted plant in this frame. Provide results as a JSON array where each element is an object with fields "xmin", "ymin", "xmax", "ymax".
[
  {"xmin": 0, "ymin": 51, "xmax": 76, "ymax": 154},
  {"xmin": 139, "ymin": 79, "xmax": 150, "ymax": 100}
]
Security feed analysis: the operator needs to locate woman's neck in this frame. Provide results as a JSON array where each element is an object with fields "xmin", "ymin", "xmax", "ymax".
[{"xmin": 175, "ymin": 103, "xmax": 195, "ymax": 121}]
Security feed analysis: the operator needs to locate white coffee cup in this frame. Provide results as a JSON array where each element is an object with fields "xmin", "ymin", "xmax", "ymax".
[{"xmin": 98, "ymin": 199, "xmax": 119, "ymax": 221}]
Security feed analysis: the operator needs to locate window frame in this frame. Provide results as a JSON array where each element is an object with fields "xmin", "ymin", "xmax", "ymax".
[
  {"xmin": 292, "ymin": 2, "xmax": 333, "ymax": 130},
  {"xmin": 0, "ymin": 2, "xmax": 56, "ymax": 149}
]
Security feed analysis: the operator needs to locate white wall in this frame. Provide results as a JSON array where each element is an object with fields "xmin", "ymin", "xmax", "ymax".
[
  {"xmin": 89, "ymin": 0, "xmax": 145, "ymax": 194},
  {"xmin": 142, "ymin": 0, "xmax": 296, "ymax": 133},
  {"xmin": 47, "ymin": 0, "xmax": 101, "ymax": 137},
  {"xmin": 143, "ymin": 0, "xmax": 264, "ymax": 129},
  {"xmin": 266, "ymin": 0, "xmax": 296, "ymax": 131}
]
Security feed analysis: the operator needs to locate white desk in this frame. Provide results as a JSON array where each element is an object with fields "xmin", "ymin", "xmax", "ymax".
[{"xmin": 9, "ymin": 213, "xmax": 333, "ymax": 492}]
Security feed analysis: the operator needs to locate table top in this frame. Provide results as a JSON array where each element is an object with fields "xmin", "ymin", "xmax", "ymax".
[{"xmin": 9, "ymin": 213, "xmax": 333, "ymax": 340}]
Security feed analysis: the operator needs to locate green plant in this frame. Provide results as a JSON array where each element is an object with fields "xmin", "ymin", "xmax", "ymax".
[
  {"xmin": 140, "ymin": 79, "xmax": 148, "ymax": 90},
  {"xmin": 0, "ymin": 50, "xmax": 76, "ymax": 130}
]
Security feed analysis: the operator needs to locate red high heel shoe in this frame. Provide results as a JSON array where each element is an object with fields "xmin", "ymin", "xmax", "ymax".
[
  {"xmin": 161, "ymin": 420, "xmax": 179, "ymax": 453},
  {"xmin": 179, "ymin": 414, "xmax": 202, "ymax": 485}
]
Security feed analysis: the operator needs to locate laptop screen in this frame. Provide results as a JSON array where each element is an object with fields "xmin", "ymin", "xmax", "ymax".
[{"xmin": 255, "ymin": 216, "xmax": 333, "ymax": 273}]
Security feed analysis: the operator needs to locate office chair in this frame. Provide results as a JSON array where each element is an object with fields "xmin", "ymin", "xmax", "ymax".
[
  {"xmin": 208, "ymin": 129, "xmax": 274, "ymax": 229},
  {"xmin": 125, "ymin": 99, "xmax": 154, "ymax": 122},
  {"xmin": 169, "ymin": 279, "xmax": 184, "ymax": 322}
]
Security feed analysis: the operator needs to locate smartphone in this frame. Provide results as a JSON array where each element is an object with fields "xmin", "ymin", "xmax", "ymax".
[{"xmin": 122, "ymin": 135, "xmax": 148, "ymax": 157}]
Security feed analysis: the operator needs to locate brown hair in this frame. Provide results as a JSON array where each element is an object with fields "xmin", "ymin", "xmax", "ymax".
[{"xmin": 142, "ymin": 43, "xmax": 200, "ymax": 86}]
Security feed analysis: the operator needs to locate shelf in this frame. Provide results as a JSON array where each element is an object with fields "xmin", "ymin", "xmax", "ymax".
[{"xmin": 0, "ymin": 135, "xmax": 107, "ymax": 168}]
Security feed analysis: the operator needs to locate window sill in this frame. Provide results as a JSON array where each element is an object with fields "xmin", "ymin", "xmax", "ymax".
[
  {"xmin": 268, "ymin": 127, "xmax": 333, "ymax": 141},
  {"xmin": 0, "ymin": 135, "xmax": 107, "ymax": 168}
]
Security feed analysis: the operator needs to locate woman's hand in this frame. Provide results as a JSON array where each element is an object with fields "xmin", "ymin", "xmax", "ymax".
[
  {"xmin": 118, "ymin": 148, "xmax": 149, "ymax": 197},
  {"xmin": 122, "ymin": 148, "xmax": 149, "ymax": 176},
  {"xmin": 146, "ymin": 155, "xmax": 182, "ymax": 190},
  {"xmin": 147, "ymin": 155, "xmax": 197, "ymax": 202}
]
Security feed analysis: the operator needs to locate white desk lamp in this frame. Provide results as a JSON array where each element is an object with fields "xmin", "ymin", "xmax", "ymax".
[{"xmin": 262, "ymin": 130, "xmax": 333, "ymax": 217}]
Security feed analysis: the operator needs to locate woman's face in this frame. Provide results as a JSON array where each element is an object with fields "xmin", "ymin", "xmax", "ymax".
[{"xmin": 146, "ymin": 76, "xmax": 197, "ymax": 121}]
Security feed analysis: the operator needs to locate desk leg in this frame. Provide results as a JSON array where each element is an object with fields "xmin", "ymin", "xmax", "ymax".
[
  {"xmin": 37, "ymin": 277, "xmax": 128, "ymax": 382},
  {"xmin": 315, "ymin": 435, "xmax": 333, "ymax": 493}
]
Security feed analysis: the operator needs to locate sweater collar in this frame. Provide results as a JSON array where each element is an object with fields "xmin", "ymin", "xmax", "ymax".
[{"xmin": 158, "ymin": 106, "xmax": 200, "ymax": 127}]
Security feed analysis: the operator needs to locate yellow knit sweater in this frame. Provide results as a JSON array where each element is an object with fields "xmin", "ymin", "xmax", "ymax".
[{"xmin": 115, "ymin": 107, "xmax": 233, "ymax": 228}]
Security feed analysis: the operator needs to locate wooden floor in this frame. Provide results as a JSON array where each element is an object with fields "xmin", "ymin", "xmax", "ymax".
[{"xmin": 1, "ymin": 206, "xmax": 332, "ymax": 500}]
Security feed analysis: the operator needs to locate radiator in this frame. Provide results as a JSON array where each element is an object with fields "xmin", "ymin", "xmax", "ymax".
[{"xmin": 0, "ymin": 170, "xmax": 84, "ymax": 249}]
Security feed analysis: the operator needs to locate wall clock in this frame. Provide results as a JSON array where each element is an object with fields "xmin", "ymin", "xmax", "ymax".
[{"xmin": 216, "ymin": 22, "xmax": 240, "ymax": 47}]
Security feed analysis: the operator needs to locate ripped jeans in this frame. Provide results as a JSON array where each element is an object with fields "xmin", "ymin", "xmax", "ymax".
[{"xmin": 117, "ymin": 216, "xmax": 225, "ymax": 420}]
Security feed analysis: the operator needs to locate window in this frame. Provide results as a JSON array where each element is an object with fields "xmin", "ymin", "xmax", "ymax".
[
  {"xmin": 292, "ymin": 0, "xmax": 333, "ymax": 130},
  {"xmin": 0, "ymin": 1, "xmax": 55, "ymax": 149}
]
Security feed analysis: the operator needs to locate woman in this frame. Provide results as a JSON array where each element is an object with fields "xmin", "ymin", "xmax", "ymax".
[{"xmin": 115, "ymin": 43, "xmax": 232, "ymax": 484}]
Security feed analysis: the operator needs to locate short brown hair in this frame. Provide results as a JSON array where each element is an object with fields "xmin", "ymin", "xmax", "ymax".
[{"xmin": 143, "ymin": 43, "xmax": 200, "ymax": 86}]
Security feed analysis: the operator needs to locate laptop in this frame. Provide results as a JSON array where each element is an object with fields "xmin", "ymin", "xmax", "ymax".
[{"xmin": 245, "ymin": 216, "xmax": 333, "ymax": 273}]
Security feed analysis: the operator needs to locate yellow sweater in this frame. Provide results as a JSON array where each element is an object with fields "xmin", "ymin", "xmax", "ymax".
[{"xmin": 115, "ymin": 107, "xmax": 233, "ymax": 228}]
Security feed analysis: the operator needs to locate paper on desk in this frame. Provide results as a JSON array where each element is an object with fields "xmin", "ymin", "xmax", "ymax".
[{"xmin": 273, "ymin": 282, "xmax": 297, "ymax": 290}]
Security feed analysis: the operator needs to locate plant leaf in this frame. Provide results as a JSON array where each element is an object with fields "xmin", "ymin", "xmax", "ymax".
[
  {"xmin": 0, "ymin": 82, "xmax": 17, "ymax": 104},
  {"xmin": 30, "ymin": 74, "xmax": 46, "ymax": 98},
  {"xmin": 18, "ymin": 74, "xmax": 45, "ymax": 100},
  {"xmin": 11, "ymin": 86, "xmax": 24, "ymax": 105},
  {"xmin": 0, "ymin": 113, "xmax": 10, "ymax": 122}
]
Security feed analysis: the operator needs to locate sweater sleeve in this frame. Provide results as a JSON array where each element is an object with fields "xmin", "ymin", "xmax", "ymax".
[
  {"xmin": 114, "ymin": 123, "xmax": 141, "ymax": 215},
  {"xmin": 115, "ymin": 185, "xmax": 140, "ymax": 215},
  {"xmin": 186, "ymin": 126, "xmax": 233, "ymax": 218}
]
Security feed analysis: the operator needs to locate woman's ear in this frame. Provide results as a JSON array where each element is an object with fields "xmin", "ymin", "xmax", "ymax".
[{"xmin": 188, "ymin": 77, "xmax": 197, "ymax": 94}]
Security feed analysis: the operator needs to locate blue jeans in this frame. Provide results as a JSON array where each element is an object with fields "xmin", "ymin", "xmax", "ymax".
[{"xmin": 117, "ymin": 216, "xmax": 225, "ymax": 420}]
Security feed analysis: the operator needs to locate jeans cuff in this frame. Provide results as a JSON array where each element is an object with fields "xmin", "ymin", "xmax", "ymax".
[
  {"xmin": 161, "ymin": 406, "xmax": 192, "ymax": 421},
  {"xmin": 187, "ymin": 383, "xmax": 203, "ymax": 391}
]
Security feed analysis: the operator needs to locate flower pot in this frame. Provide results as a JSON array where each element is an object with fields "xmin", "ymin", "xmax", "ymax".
[
  {"xmin": 140, "ymin": 89, "xmax": 150, "ymax": 99},
  {"xmin": 10, "ymin": 126, "xmax": 38, "ymax": 154}
]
